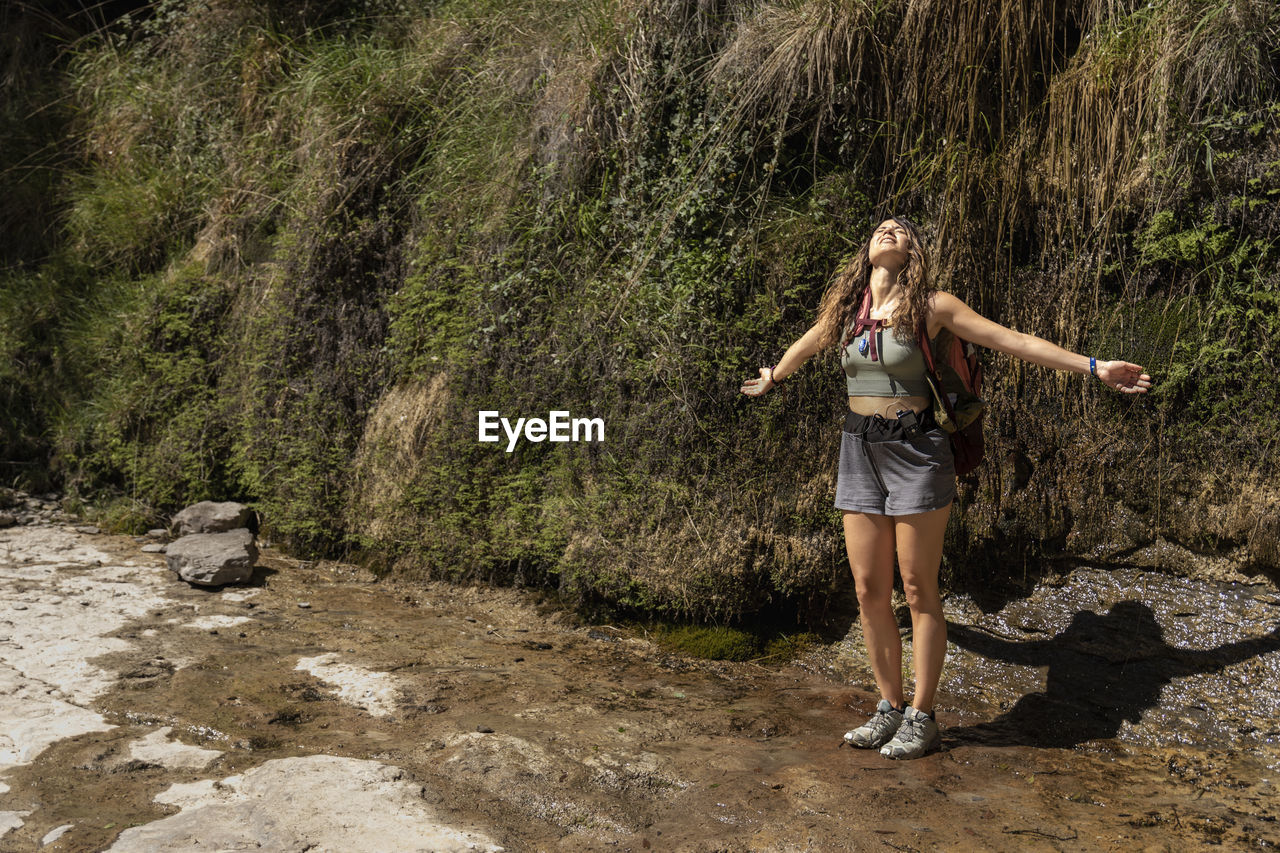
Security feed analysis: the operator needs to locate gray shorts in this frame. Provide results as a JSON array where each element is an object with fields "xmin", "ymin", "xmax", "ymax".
[{"xmin": 834, "ymin": 414, "xmax": 956, "ymax": 516}]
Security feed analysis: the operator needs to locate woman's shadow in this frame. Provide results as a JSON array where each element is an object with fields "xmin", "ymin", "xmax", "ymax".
[{"xmin": 945, "ymin": 600, "xmax": 1280, "ymax": 749}]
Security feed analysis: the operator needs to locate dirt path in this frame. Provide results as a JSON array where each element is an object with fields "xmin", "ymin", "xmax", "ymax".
[{"xmin": 2, "ymin": 522, "xmax": 1278, "ymax": 851}]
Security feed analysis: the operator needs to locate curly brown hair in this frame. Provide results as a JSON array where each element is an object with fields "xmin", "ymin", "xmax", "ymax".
[{"xmin": 814, "ymin": 216, "xmax": 934, "ymax": 352}]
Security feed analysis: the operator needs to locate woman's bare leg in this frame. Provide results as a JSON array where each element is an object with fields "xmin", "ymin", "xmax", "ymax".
[
  {"xmin": 843, "ymin": 510, "xmax": 902, "ymax": 707},
  {"xmin": 893, "ymin": 503, "xmax": 952, "ymax": 713}
]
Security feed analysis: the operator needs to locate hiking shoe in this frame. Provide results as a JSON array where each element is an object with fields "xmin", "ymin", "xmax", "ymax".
[
  {"xmin": 843, "ymin": 699, "xmax": 904, "ymax": 749},
  {"xmin": 879, "ymin": 706, "xmax": 941, "ymax": 759}
]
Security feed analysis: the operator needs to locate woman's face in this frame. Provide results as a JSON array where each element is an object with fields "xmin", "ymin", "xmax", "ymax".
[{"xmin": 867, "ymin": 219, "xmax": 911, "ymax": 269}]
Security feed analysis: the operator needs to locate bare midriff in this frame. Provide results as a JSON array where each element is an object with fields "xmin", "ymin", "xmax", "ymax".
[{"xmin": 848, "ymin": 394, "xmax": 930, "ymax": 418}]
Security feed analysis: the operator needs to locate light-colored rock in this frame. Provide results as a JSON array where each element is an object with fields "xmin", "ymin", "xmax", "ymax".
[
  {"xmin": 172, "ymin": 501, "xmax": 251, "ymax": 536},
  {"xmin": 140, "ymin": 543, "xmax": 166, "ymax": 553},
  {"xmin": 295, "ymin": 653, "xmax": 400, "ymax": 717},
  {"xmin": 41, "ymin": 823, "xmax": 74, "ymax": 846},
  {"xmin": 183, "ymin": 614, "xmax": 251, "ymax": 631},
  {"xmin": 165, "ymin": 529, "xmax": 257, "ymax": 587},
  {"xmin": 0, "ymin": 526, "xmax": 173, "ymax": 783},
  {"xmin": 126, "ymin": 727, "xmax": 221, "ymax": 771},
  {"xmin": 0, "ymin": 663, "xmax": 116, "ymax": 768},
  {"xmin": 74, "ymin": 525, "xmax": 101, "ymax": 535},
  {"xmin": 106, "ymin": 755, "xmax": 504, "ymax": 852},
  {"xmin": 1, "ymin": 811, "xmax": 29, "ymax": 839},
  {"xmin": 145, "ymin": 528, "xmax": 168, "ymax": 538}
]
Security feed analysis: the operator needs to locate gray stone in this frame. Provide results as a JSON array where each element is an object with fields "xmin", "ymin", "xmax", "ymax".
[
  {"xmin": 0, "ymin": 514, "xmax": 15, "ymax": 529},
  {"xmin": 74, "ymin": 525, "xmax": 101, "ymax": 535},
  {"xmin": 165, "ymin": 529, "xmax": 257, "ymax": 587},
  {"xmin": 146, "ymin": 528, "xmax": 169, "ymax": 539},
  {"xmin": 141, "ymin": 544, "xmax": 167, "ymax": 554},
  {"xmin": 172, "ymin": 501, "xmax": 251, "ymax": 536}
]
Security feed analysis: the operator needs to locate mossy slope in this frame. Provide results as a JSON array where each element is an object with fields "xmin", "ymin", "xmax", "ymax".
[{"xmin": 3, "ymin": 0, "xmax": 1278, "ymax": 621}]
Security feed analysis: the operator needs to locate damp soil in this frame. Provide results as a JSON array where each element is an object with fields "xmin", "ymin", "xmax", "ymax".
[{"xmin": 3, "ymin": 529, "xmax": 1279, "ymax": 852}]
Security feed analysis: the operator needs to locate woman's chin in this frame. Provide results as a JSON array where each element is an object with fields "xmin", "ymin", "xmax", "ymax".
[{"xmin": 868, "ymin": 246, "xmax": 907, "ymax": 268}]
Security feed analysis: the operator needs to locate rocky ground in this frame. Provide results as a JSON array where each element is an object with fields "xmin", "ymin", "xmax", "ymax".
[{"xmin": 1, "ymin": 496, "xmax": 1279, "ymax": 852}]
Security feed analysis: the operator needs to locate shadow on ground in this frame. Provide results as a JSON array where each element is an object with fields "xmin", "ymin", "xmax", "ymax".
[{"xmin": 947, "ymin": 600, "xmax": 1280, "ymax": 748}]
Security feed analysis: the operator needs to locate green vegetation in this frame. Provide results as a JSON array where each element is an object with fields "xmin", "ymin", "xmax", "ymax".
[
  {"xmin": 2, "ymin": 0, "xmax": 1278, "ymax": 623},
  {"xmin": 648, "ymin": 623, "xmax": 818, "ymax": 662},
  {"xmin": 653, "ymin": 624, "xmax": 764, "ymax": 662}
]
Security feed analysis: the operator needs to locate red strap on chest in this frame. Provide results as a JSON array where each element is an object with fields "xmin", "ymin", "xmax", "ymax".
[{"xmin": 850, "ymin": 288, "xmax": 882, "ymax": 362}]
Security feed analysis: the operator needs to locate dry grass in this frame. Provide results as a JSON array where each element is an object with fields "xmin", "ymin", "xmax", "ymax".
[
  {"xmin": 532, "ymin": 49, "xmax": 613, "ymax": 191},
  {"xmin": 1036, "ymin": 0, "xmax": 1277, "ymax": 236},
  {"xmin": 1192, "ymin": 467, "xmax": 1280, "ymax": 567},
  {"xmin": 707, "ymin": 0, "xmax": 881, "ymax": 138},
  {"xmin": 346, "ymin": 374, "xmax": 452, "ymax": 540},
  {"xmin": 527, "ymin": 0, "xmax": 644, "ymax": 181}
]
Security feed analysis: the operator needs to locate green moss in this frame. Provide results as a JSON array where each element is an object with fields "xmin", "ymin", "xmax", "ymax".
[
  {"xmin": 645, "ymin": 624, "xmax": 820, "ymax": 663},
  {"xmin": 652, "ymin": 624, "xmax": 763, "ymax": 662}
]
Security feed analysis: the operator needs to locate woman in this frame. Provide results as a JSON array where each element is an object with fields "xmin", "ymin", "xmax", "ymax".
[{"xmin": 739, "ymin": 217, "xmax": 1151, "ymax": 760}]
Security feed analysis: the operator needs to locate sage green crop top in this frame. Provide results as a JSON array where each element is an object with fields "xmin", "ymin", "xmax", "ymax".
[{"xmin": 840, "ymin": 323, "xmax": 931, "ymax": 397}]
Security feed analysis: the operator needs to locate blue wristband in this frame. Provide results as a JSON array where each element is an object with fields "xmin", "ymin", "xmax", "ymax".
[{"xmin": 1089, "ymin": 357, "xmax": 1097, "ymax": 377}]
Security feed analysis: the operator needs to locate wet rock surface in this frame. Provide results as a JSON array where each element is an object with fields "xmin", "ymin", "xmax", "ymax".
[{"xmin": 0, "ymin": 521, "xmax": 1277, "ymax": 851}]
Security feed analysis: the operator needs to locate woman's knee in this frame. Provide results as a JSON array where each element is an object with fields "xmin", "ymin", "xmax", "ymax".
[
  {"xmin": 852, "ymin": 570, "xmax": 893, "ymax": 608},
  {"xmin": 898, "ymin": 566, "xmax": 941, "ymax": 612}
]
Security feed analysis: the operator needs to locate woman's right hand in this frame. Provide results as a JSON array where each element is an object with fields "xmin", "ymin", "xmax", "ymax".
[{"xmin": 739, "ymin": 367, "xmax": 776, "ymax": 397}]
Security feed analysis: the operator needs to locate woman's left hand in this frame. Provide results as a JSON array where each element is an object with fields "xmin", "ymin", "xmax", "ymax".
[{"xmin": 1097, "ymin": 361, "xmax": 1152, "ymax": 394}]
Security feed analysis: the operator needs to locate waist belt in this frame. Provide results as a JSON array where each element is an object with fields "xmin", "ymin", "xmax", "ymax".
[{"xmin": 844, "ymin": 407, "xmax": 939, "ymax": 442}]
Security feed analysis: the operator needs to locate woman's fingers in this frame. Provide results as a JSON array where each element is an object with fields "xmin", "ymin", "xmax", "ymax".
[
  {"xmin": 742, "ymin": 363, "xmax": 768, "ymax": 394},
  {"xmin": 1117, "ymin": 368, "xmax": 1151, "ymax": 393},
  {"xmin": 740, "ymin": 368, "xmax": 774, "ymax": 396},
  {"xmin": 1101, "ymin": 361, "xmax": 1152, "ymax": 393}
]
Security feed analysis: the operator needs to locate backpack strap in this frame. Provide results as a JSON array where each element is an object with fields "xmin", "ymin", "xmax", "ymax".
[
  {"xmin": 916, "ymin": 321, "xmax": 959, "ymax": 426},
  {"xmin": 850, "ymin": 288, "xmax": 882, "ymax": 362}
]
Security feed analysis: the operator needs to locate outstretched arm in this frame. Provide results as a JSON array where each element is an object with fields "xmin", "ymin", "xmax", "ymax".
[
  {"xmin": 948, "ymin": 623, "xmax": 1050, "ymax": 665},
  {"xmin": 740, "ymin": 323, "xmax": 824, "ymax": 397},
  {"xmin": 931, "ymin": 292, "xmax": 1152, "ymax": 394},
  {"xmin": 1169, "ymin": 622, "xmax": 1280, "ymax": 678}
]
